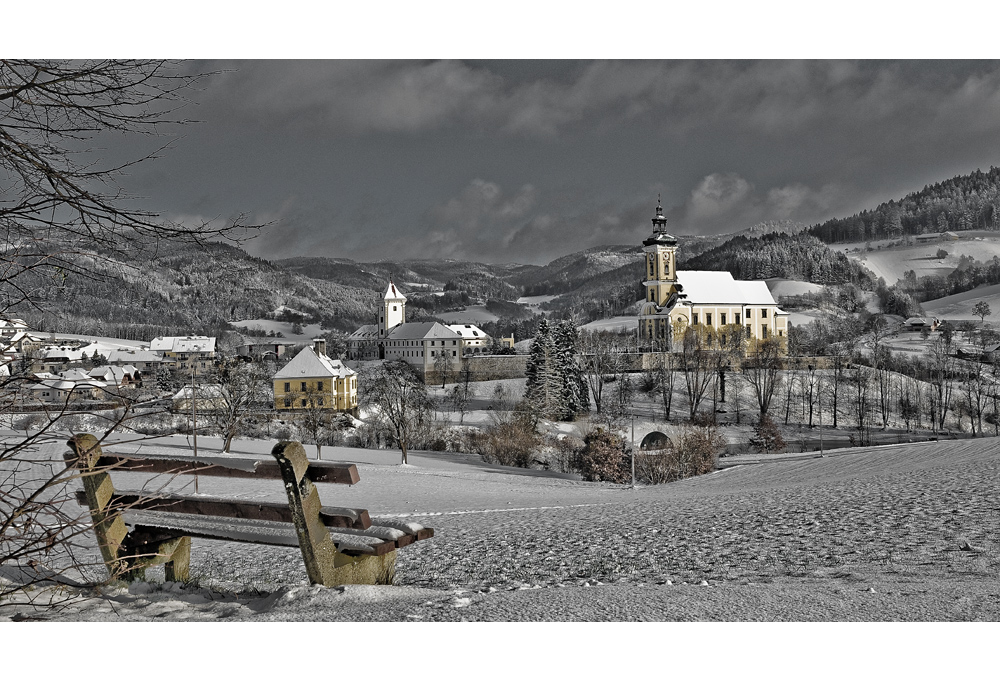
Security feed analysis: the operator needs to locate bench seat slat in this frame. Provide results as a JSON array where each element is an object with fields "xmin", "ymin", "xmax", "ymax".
[{"xmin": 123, "ymin": 511, "xmax": 398, "ymax": 555}]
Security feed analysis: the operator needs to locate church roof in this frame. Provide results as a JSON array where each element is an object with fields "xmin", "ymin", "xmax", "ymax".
[
  {"xmin": 386, "ymin": 322, "xmax": 460, "ymax": 341},
  {"xmin": 273, "ymin": 347, "xmax": 356, "ymax": 380},
  {"xmin": 675, "ymin": 271, "xmax": 781, "ymax": 307},
  {"xmin": 384, "ymin": 281, "xmax": 406, "ymax": 301}
]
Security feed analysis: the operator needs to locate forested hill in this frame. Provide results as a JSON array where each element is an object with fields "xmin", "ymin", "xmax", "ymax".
[
  {"xmin": 684, "ymin": 234, "xmax": 877, "ymax": 288},
  {"xmin": 807, "ymin": 166, "xmax": 1000, "ymax": 243},
  {"xmin": 14, "ymin": 242, "xmax": 379, "ymax": 340}
]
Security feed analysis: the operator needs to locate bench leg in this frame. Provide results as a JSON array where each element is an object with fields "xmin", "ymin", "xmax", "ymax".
[
  {"xmin": 163, "ymin": 536, "xmax": 191, "ymax": 583},
  {"xmin": 122, "ymin": 533, "xmax": 191, "ymax": 583},
  {"xmin": 330, "ymin": 550, "xmax": 396, "ymax": 586}
]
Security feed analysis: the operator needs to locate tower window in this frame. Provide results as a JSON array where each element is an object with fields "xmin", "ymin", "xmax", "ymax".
[{"xmin": 393, "ymin": 306, "xmax": 397, "ymax": 311}]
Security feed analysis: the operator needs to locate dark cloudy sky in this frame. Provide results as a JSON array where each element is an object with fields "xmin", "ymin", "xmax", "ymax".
[{"xmin": 97, "ymin": 59, "xmax": 1000, "ymax": 265}]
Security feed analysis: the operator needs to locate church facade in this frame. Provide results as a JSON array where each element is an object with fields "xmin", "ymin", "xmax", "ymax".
[{"xmin": 638, "ymin": 200, "xmax": 789, "ymax": 349}]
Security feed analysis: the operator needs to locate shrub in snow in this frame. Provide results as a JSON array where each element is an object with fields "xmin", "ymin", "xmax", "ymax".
[
  {"xmin": 749, "ymin": 414, "xmax": 786, "ymax": 454},
  {"xmin": 577, "ymin": 428, "xmax": 630, "ymax": 484}
]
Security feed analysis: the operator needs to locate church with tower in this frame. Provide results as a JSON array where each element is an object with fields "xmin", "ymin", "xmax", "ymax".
[
  {"xmin": 346, "ymin": 281, "xmax": 490, "ymax": 373},
  {"xmin": 638, "ymin": 199, "xmax": 788, "ymax": 349}
]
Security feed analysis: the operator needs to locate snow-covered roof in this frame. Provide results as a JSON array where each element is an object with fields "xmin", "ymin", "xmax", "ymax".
[
  {"xmin": 446, "ymin": 323, "xmax": 488, "ymax": 339},
  {"xmin": 384, "ymin": 281, "xmax": 407, "ymax": 301},
  {"xmin": 149, "ymin": 336, "xmax": 216, "ymax": 353},
  {"xmin": 31, "ymin": 378, "xmax": 107, "ymax": 392},
  {"xmin": 88, "ymin": 365, "xmax": 138, "ymax": 383},
  {"xmin": 386, "ymin": 322, "xmax": 461, "ymax": 341},
  {"xmin": 107, "ymin": 349, "xmax": 165, "ymax": 364},
  {"xmin": 347, "ymin": 324, "xmax": 379, "ymax": 341},
  {"xmin": 60, "ymin": 369, "xmax": 93, "ymax": 382},
  {"xmin": 272, "ymin": 347, "xmax": 357, "ymax": 380},
  {"xmin": 675, "ymin": 271, "xmax": 780, "ymax": 307}
]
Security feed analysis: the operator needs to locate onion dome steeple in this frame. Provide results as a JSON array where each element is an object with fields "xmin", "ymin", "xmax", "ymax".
[{"xmin": 643, "ymin": 194, "xmax": 677, "ymax": 246}]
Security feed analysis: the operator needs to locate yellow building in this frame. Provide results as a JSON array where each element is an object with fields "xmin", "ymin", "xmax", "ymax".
[
  {"xmin": 638, "ymin": 199, "xmax": 789, "ymax": 348},
  {"xmin": 272, "ymin": 339, "xmax": 358, "ymax": 412}
]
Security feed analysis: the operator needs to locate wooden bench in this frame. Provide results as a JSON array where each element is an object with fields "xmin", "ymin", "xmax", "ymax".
[{"xmin": 64, "ymin": 433, "xmax": 433, "ymax": 587}]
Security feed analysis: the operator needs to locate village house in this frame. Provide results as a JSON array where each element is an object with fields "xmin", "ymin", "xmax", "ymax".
[
  {"xmin": 637, "ymin": 199, "xmax": 789, "ymax": 349},
  {"xmin": 26, "ymin": 368, "xmax": 109, "ymax": 404},
  {"xmin": 88, "ymin": 364, "xmax": 141, "ymax": 390},
  {"xmin": 272, "ymin": 338, "xmax": 358, "ymax": 413},
  {"xmin": 106, "ymin": 348, "xmax": 172, "ymax": 372},
  {"xmin": 149, "ymin": 336, "xmax": 216, "ymax": 376}
]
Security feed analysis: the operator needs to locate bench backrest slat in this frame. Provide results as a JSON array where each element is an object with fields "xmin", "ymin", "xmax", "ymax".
[
  {"xmin": 95, "ymin": 454, "xmax": 360, "ymax": 485},
  {"xmin": 74, "ymin": 490, "xmax": 373, "ymax": 530}
]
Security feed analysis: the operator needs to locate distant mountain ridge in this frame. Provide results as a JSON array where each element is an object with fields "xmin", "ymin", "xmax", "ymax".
[{"xmin": 13, "ymin": 164, "xmax": 1000, "ymax": 339}]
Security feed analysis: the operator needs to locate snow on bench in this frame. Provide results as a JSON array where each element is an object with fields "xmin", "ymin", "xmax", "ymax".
[{"xmin": 65, "ymin": 434, "xmax": 433, "ymax": 587}]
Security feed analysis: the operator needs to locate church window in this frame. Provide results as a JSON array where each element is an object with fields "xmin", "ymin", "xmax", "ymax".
[
  {"xmin": 706, "ymin": 313, "xmax": 712, "ymax": 326},
  {"xmin": 735, "ymin": 313, "xmax": 741, "ymax": 324},
  {"xmin": 721, "ymin": 313, "xmax": 727, "ymax": 325},
  {"xmin": 693, "ymin": 313, "xmax": 699, "ymax": 325}
]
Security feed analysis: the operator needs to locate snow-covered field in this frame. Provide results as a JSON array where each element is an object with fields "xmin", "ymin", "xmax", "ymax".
[
  {"xmin": 579, "ymin": 316, "xmax": 637, "ymax": 332},
  {"xmin": 922, "ymin": 283, "xmax": 1000, "ymax": 322},
  {"xmin": 3, "ymin": 429, "xmax": 998, "ymax": 626},
  {"xmin": 765, "ymin": 278, "xmax": 825, "ymax": 298},
  {"xmin": 231, "ymin": 319, "xmax": 325, "ymax": 343},
  {"xmin": 517, "ymin": 295, "xmax": 558, "ymax": 306},
  {"xmin": 847, "ymin": 235, "xmax": 1000, "ymax": 285},
  {"xmin": 436, "ymin": 305, "xmax": 499, "ymax": 324}
]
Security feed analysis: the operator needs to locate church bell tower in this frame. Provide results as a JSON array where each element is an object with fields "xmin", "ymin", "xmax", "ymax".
[{"xmin": 639, "ymin": 197, "xmax": 679, "ymax": 346}]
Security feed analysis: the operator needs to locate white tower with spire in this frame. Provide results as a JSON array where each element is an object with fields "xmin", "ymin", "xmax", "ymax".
[{"xmin": 379, "ymin": 280, "xmax": 407, "ymax": 338}]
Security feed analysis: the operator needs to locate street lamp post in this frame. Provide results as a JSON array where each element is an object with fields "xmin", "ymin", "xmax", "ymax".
[
  {"xmin": 190, "ymin": 359, "xmax": 199, "ymax": 493},
  {"xmin": 810, "ymin": 364, "xmax": 824, "ymax": 456},
  {"xmin": 631, "ymin": 412, "xmax": 636, "ymax": 490}
]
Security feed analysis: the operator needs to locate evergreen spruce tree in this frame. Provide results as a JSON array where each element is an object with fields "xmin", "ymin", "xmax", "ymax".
[
  {"xmin": 554, "ymin": 321, "xmax": 588, "ymax": 420},
  {"xmin": 524, "ymin": 319, "xmax": 551, "ymax": 415}
]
